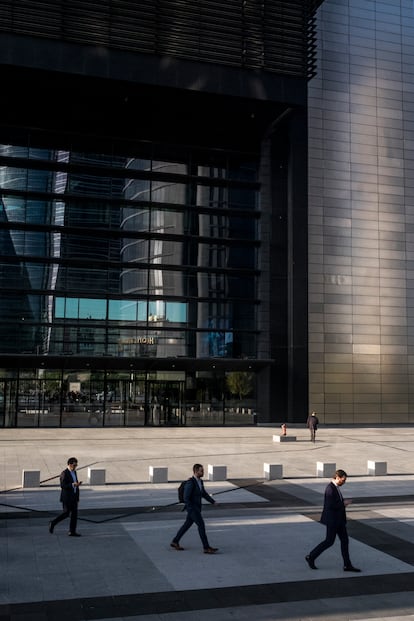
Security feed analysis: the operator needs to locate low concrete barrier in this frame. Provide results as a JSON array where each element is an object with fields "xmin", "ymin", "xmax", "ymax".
[
  {"xmin": 207, "ymin": 464, "xmax": 227, "ymax": 481},
  {"xmin": 88, "ymin": 468, "xmax": 106, "ymax": 485},
  {"xmin": 149, "ymin": 466, "xmax": 168, "ymax": 483},
  {"xmin": 367, "ymin": 460, "xmax": 387, "ymax": 476},
  {"xmin": 273, "ymin": 435, "xmax": 297, "ymax": 442},
  {"xmin": 22, "ymin": 470, "xmax": 40, "ymax": 488},
  {"xmin": 264, "ymin": 463, "xmax": 283, "ymax": 480},
  {"xmin": 316, "ymin": 462, "xmax": 336, "ymax": 478}
]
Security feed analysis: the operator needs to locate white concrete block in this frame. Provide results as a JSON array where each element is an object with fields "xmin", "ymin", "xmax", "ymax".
[
  {"xmin": 316, "ymin": 462, "xmax": 336, "ymax": 478},
  {"xmin": 207, "ymin": 464, "xmax": 227, "ymax": 481},
  {"xmin": 264, "ymin": 463, "xmax": 283, "ymax": 480},
  {"xmin": 273, "ymin": 435, "xmax": 297, "ymax": 442},
  {"xmin": 88, "ymin": 468, "xmax": 106, "ymax": 485},
  {"xmin": 367, "ymin": 460, "xmax": 387, "ymax": 476},
  {"xmin": 149, "ymin": 466, "xmax": 168, "ymax": 483},
  {"xmin": 22, "ymin": 470, "xmax": 40, "ymax": 488}
]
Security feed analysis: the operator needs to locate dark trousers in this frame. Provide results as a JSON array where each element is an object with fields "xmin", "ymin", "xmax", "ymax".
[
  {"xmin": 309, "ymin": 522, "xmax": 351, "ymax": 567},
  {"xmin": 173, "ymin": 508, "xmax": 210, "ymax": 549},
  {"xmin": 51, "ymin": 502, "xmax": 78, "ymax": 534}
]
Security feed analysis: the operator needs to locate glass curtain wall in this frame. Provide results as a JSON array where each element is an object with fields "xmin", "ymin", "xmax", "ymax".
[
  {"xmin": 0, "ymin": 141, "xmax": 258, "ymax": 359},
  {"xmin": 0, "ymin": 137, "xmax": 259, "ymax": 426},
  {"xmin": 0, "ymin": 367, "xmax": 257, "ymax": 427}
]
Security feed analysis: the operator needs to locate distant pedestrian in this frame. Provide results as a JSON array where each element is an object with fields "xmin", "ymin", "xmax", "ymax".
[
  {"xmin": 305, "ymin": 469, "xmax": 360, "ymax": 572},
  {"xmin": 307, "ymin": 411, "xmax": 319, "ymax": 442},
  {"xmin": 49, "ymin": 457, "xmax": 82, "ymax": 537},
  {"xmin": 170, "ymin": 463, "xmax": 219, "ymax": 554}
]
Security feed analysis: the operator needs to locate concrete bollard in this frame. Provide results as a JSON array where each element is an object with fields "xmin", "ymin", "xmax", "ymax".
[
  {"xmin": 22, "ymin": 470, "xmax": 40, "ymax": 488},
  {"xmin": 367, "ymin": 460, "xmax": 387, "ymax": 476},
  {"xmin": 316, "ymin": 462, "xmax": 336, "ymax": 478},
  {"xmin": 88, "ymin": 468, "xmax": 106, "ymax": 485},
  {"xmin": 207, "ymin": 464, "xmax": 227, "ymax": 481},
  {"xmin": 264, "ymin": 463, "xmax": 283, "ymax": 480},
  {"xmin": 149, "ymin": 466, "xmax": 168, "ymax": 483}
]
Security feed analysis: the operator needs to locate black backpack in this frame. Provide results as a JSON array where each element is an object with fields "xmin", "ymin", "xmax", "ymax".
[{"xmin": 178, "ymin": 477, "xmax": 194, "ymax": 503}]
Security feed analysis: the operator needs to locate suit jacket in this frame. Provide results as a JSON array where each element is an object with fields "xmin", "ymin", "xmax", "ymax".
[
  {"xmin": 307, "ymin": 415, "xmax": 319, "ymax": 429},
  {"xmin": 59, "ymin": 468, "xmax": 79, "ymax": 507},
  {"xmin": 320, "ymin": 481, "xmax": 346, "ymax": 527},
  {"xmin": 183, "ymin": 476, "xmax": 215, "ymax": 512}
]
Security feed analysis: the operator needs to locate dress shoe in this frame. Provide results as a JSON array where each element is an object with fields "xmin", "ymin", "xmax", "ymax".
[
  {"xmin": 68, "ymin": 532, "xmax": 81, "ymax": 537},
  {"xmin": 204, "ymin": 547, "xmax": 218, "ymax": 554},
  {"xmin": 305, "ymin": 555, "xmax": 317, "ymax": 569},
  {"xmin": 344, "ymin": 566, "xmax": 361, "ymax": 572},
  {"xmin": 48, "ymin": 521, "xmax": 54, "ymax": 534},
  {"xmin": 170, "ymin": 542, "xmax": 184, "ymax": 551}
]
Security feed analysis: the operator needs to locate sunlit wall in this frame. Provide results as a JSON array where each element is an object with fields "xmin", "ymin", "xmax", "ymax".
[{"xmin": 308, "ymin": 0, "xmax": 414, "ymax": 422}]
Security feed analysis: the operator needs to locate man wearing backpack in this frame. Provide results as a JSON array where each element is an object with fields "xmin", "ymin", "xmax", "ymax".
[{"xmin": 171, "ymin": 463, "xmax": 219, "ymax": 554}]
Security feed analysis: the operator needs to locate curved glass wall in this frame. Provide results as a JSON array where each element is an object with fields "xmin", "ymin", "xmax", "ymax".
[{"xmin": 0, "ymin": 139, "xmax": 259, "ymax": 361}]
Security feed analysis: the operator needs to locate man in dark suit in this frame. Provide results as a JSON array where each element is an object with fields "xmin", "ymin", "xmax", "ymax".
[
  {"xmin": 49, "ymin": 457, "xmax": 82, "ymax": 537},
  {"xmin": 307, "ymin": 411, "xmax": 319, "ymax": 442},
  {"xmin": 306, "ymin": 469, "xmax": 360, "ymax": 572},
  {"xmin": 170, "ymin": 463, "xmax": 219, "ymax": 554}
]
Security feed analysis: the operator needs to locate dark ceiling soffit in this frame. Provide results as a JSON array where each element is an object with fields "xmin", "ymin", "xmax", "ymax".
[
  {"xmin": 0, "ymin": 355, "xmax": 274, "ymax": 372},
  {"xmin": 0, "ymin": 33, "xmax": 307, "ymax": 107}
]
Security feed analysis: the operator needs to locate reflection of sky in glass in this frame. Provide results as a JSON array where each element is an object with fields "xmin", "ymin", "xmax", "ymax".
[
  {"xmin": 65, "ymin": 298, "xmax": 78, "ymax": 318},
  {"xmin": 55, "ymin": 297, "xmax": 187, "ymax": 323},
  {"xmin": 108, "ymin": 300, "xmax": 137, "ymax": 321},
  {"xmin": 166, "ymin": 302, "xmax": 187, "ymax": 323},
  {"xmin": 54, "ymin": 298, "xmax": 65, "ymax": 318},
  {"xmin": 79, "ymin": 298, "xmax": 106, "ymax": 319}
]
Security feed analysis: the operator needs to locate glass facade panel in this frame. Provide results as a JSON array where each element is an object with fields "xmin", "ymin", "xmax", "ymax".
[
  {"xmin": 0, "ymin": 366, "xmax": 258, "ymax": 427},
  {"xmin": 0, "ymin": 138, "xmax": 261, "ymax": 390},
  {"xmin": 0, "ymin": 134, "xmax": 259, "ymax": 416},
  {"xmin": 108, "ymin": 300, "xmax": 137, "ymax": 322},
  {"xmin": 78, "ymin": 298, "xmax": 107, "ymax": 320}
]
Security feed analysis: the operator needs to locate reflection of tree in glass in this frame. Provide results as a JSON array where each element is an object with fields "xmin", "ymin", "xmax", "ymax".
[{"xmin": 226, "ymin": 372, "xmax": 254, "ymax": 401}]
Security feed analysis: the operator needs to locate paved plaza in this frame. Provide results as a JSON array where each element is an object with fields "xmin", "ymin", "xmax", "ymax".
[{"xmin": 1, "ymin": 424, "xmax": 414, "ymax": 620}]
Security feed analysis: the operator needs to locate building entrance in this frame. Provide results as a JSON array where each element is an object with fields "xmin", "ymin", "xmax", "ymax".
[
  {"xmin": 148, "ymin": 380, "xmax": 185, "ymax": 426},
  {"xmin": 0, "ymin": 380, "xmax": 17, "ymax": 427},
  {"xmin": 0, "ymin": 366, "xmax": 259, "ymax": 427}
]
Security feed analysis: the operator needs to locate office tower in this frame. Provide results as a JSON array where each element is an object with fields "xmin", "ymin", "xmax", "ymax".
[{"xmin": 0, "ymin": 1, "xmax": 321, "ymax": 426}]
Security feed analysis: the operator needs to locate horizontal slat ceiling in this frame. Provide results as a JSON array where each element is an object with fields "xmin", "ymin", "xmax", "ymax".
[{"xmin": 0, "ymin": 0, "xmax": 319, "ymax": 79}]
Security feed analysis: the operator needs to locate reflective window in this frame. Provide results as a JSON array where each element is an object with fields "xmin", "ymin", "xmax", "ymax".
[
  {"xmin": 0, "ymin": 140, "xmax": 260, "ymax": 361},
  {"xmin": 54, "ymin": 298, "xmax": 65, "ymax": 318},
  {"xmin": 108, "ymin": 300, "xmax": 138, "ymax": 321},
  {"xmin": 79, "ymin": 298, "xmax": 107, "ymax": 319},
  {"xmin": 55, "ymin": 297, "xmax": 187, "ymax": 324},
  {"xmin": 65, "ymin": 298, "xmax": 79, "ymax": 319},
  {"xmin": 166, "ymin": 302, "xmax": 187, "ymax": 323}
]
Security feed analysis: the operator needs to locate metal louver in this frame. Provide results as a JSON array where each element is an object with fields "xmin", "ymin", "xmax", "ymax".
[{"xmin": 0, "ymin": 0, "xmax": 320, "ymax": 79}]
